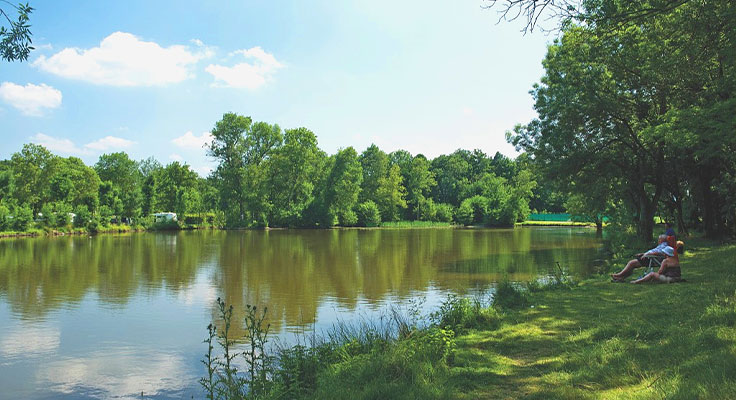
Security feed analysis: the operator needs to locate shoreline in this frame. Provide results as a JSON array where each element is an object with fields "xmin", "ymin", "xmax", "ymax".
[{"xmin": 0, "ymin": 221, "xmax": 599, "ymax": 240}]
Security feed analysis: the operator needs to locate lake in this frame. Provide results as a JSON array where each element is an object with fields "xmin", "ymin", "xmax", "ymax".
[{"xmin": 0, "ymin": 227, "xmax": 600, "ymax": 399}]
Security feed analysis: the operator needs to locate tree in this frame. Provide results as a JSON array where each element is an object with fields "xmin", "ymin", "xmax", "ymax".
[
  {"xmin": 0, "ymin": 2, "xmax": 33, "ymax": 63},
  {"xmin": 430, "ymin": 151, "xmax": 471, "ymax": 207},
  {"xmin": 359, "ymin": 144, "xmax": 407, "ymax": 221},
  {"xmin": 10, "ymin": 143, "xmax": 56, "ymax": 213},
  {"xmin": 483, "ymin": 0, "xmax": 692, "ymax": 33},
  {"xmin": 323, "ymin": 147, "xmax": 363, "ymax": 226},
  {"xmin": 95, "ymin": 152, "xmax": 142, "ymax": 219},
  {"xmin": 208, "ymin": 113, "xmax": 251, "ymax": 225},
  {"xmin": 155, "ymin": 162, "xmax": 199, "ymax": 214},
  {"xmin": 49, "ymin": 157, "xmax": 100, "ymax": 212},
  {"xmin": 403, "ymin": 155, "xmax": 436, "ymax": 220},
  {"xmin": 267, "ymin": 127, "xmax": 322, "ymax": 227}
]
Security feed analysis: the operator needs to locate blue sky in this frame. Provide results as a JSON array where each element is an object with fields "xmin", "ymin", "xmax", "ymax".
[{"xmin": 0, "ymin": 0, "xmax": 552, "ymax": 176}]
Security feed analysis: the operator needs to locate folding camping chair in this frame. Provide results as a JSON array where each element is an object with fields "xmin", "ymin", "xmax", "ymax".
[{"xmin": 636, "ymin": 253, "xmax": 666, "ymax": 278}]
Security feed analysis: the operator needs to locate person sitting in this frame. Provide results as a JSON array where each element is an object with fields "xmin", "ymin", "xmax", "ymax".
[
  {"xmin": 611, "ymin": 234, "xmax": 670, "ymax": 281},
  {"xmin": 631, "ymin": 246, "xmax": 681, "ymax": 283}
]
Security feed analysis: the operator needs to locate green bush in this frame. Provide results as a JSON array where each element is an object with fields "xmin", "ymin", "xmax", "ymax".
[
  {"xmin": 0, "ymin": 204, "xmax": 10, "ymax": 231},
  {"xmin": 339, "ymin": 209, "xmax": 358, "ymax": 227},
  {"xmin": 40, "ymin": 203, "xmax": 56, "ymax": 228},
  {"xmin": 435, "ymin": 203, "xmax": 454, "ymax": 223},
  {"xmin": 493, "ymin": 279, "xmax": 529, "ymax": 309},
  {"xmin": 457, "ymin": 196, "xmax": 489, "ymax": 225},
  {"xmin": 73, "ymin": 205, "xmax": 91, "ymax": 228},
  {"xmin": 430, "ymin": 294, "xmax": 499, "ymax": 331},
  {"xmin": 415, "ymin": 198, "xmax": 437, "ymax": 221},
  {"xmin": 12, "ymin": 204, "xmax": 33, "ymax": 231},
  {"xmin": 356, "ymin": 201, "xmax": 381, "ymax": 227},
  {"xmin": 54, "ymin": 202, "xmax": 73, "ymax": 227}
]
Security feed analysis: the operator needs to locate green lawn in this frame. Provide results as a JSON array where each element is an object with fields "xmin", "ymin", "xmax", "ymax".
[
  {"xmin": 517, "ymin": 220, "xmax": 597, "ymax": 227},
  {"xmin": 449, "ymin": 241, "xmax": 736, "ymax": 399}
]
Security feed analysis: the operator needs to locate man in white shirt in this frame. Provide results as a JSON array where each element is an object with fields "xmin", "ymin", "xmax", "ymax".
[{"xmin": 611, "ymin": 235, "xmax": 671, "ymax": 281}]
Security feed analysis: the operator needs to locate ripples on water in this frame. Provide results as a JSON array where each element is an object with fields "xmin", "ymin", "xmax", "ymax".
[{"xmin": 0, "ymin": 227, "xmax": 600, "ymax": 399}]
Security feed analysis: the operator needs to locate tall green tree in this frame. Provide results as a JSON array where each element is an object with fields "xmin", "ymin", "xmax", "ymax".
[
  {"xmin": 154, "ymin": 162, "xmax": 199, "ymax": 215},
  {"xmin": 95, "ymin": 152, "xmax": 142, "ymax": 219},
  {"xmin": 208, "ymin": 113, "xmax": 251, "ymax": 225},
  {"xmin": 267, "ymin": 127, "xmax": 322, "ymax": 226},
  {"xmin": 323, "ymin": 147, "xmax": 363, "ymax": 226},
  {"xmin": 10, "ymin": 143, "xmax": 57, "ymax": 213},
  {"xmin": 403, "ymin": 154, "xmax": 436, "ymax": 219},
  {"xmin": 49, "ymin": 157, "xmax": 100, "ymax": 212},
  {"xmin": 359, "ymin": 145, "xmax": 406, "ymax": 221}
]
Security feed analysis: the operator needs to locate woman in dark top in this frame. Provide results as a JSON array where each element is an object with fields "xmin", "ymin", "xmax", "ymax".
[{"xmin": 631, "ymin": 246, "xmax": 681, "ymax": 284}]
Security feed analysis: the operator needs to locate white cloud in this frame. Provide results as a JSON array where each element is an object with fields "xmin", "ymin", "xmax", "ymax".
[
  {"xmin": 33, "ymin": 32, "xmax": 211, "ymax": 86},
  {"xmin": 85, "ymin": 135, "xmax": 136, "ymax": 151},
  {"xmin": 206, "ymin": 46, "xmax": 283, "ymax": 89},
  {"xmin": 30, "ymin": 133, "xmax": 136, "ymax": 155},
  {"xmin": 171, "ymin": 131, "xmax": 213, "ymax": 149},
  {"xmin": 169, "ymin": 153, "xmax": 184, "ymax": 162},
  {"xmin": 30, "ymin": 133, "xmax": 85, "ymax": 155},
  {"xmin": 0, "ymin": 82, "xmax": 62, "ymax": 116}
]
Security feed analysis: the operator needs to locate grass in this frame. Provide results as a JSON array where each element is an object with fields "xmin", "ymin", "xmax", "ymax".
[
  {"xmin": 379, "ymin": 221, "xmax": 454, "ymax": 228},
  {"xmin": 449, "ymin": 239, "xmax": 736, "ymax": 399},
  {"xmin": 517, "ymin": 220, "xmax": 598, "ymax": 227}
]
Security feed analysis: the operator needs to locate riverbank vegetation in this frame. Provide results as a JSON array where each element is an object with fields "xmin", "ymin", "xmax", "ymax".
[
  {"xmin": 0, "ymin": 139, "xmax": 541, "ymax": 235},
  {"xmin": 202, "ymin": 239, "xmax": 736, "ymax": 399}
]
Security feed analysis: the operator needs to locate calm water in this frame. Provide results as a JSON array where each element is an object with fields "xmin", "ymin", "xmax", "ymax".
[{"xmin": 0, "ymin": 227, "xmax": 600, "ymax": 399}]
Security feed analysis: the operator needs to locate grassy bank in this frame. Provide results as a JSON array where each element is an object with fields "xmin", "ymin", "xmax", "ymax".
[
  {"xmin": 449, "ymin": 239, "xmax": 736, "ymax": 399},
  {"xmin": 517, "ymin": 220, "xmax": 598, "ymax": 227},
  {"xmin": 379, "ymin": 221, "xmax": 455, "ymax": 228},
  {"xmin": 202, "ymin": 239, "xmax": 736, "ymax": 399}
]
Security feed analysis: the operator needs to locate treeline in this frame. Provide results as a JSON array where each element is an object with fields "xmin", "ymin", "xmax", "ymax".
[
  {"xmin": 509, "ymin": 0, "xmax": 735, "ymax": 240},
  {"xmin": 204, "ymin": 112, "xmax": 538, "ymax": 227},
  {"xmin": 0, "ymin": 121, "xmax": 541, "ymax": 231},
  {"xmin": 0, "ymin": 144, "xmax": 218, "ymax": 232}
]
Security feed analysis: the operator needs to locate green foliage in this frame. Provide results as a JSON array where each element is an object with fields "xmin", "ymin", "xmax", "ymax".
[
  {"xmin": 95, "ymin": 152, "xmax": 142, "ymax": 219},
  {"xmin": 457, "ymin": 195, "xmax": 488, "ymax": 225},
  {"xmin": 430, "ymin": 294, "xmax": 499, "ymax": 331},
  {"xmin": 0, "ymin": 203, "xmax": 10, "ymax": 230},
  {"xmin": 324, "ymin": 147, "xmax": 363, "ymax": 227},
  {"xmin": 356, "ymin": 200, "xmax": 381, "ymax": 227},
  {"xmin": 0, "ymin": 2, "xmax": 34, "ymax": 63},
  {"xmin": 73, "ymin": 205, "xmax": 91, "ymax": 228},
  {"xmin": 434, "ymin": 202, "xmax": 454, "ymax": 223},
  {"xmin": 493, "ymin": 279, "xmax": 529, "ymax": 309},
  {"xmin": 12, "ymin": 203, "xmax": 32, "ymax": 231}
]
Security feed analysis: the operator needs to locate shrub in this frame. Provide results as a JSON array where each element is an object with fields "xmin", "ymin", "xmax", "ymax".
[
  {"xmin": 73, "ymin": 205, "xmax": 91, "ymax": 228},
  {"xmin": 339, "ymin": 210, "xmax": 358, "ymax": 227},
  {"xmin": 0, "ymin": 204, "xmax": 10, "ymax": 231},
  {"xmin": 435, "ymin": 203, "xmax": 454, "ymax": 223},
  {"xmin": 430, "ymin": 294, "xmax": 498, "ymax": 331},
  {"xmin": 457, "ymin": 196, "xmax": 489, "ymax": 225},
  {"xmin": 493, "ymin": 279, "xmax": 529, "ymax": 309},
  {"xmin": 415, "ymin": 198, "xmax": 437, "ymax": 221},
  {"xmin": 12, "ymin": 204, "xmax": 33, "ymax": 231},
  {"xmin": 356, "ymin": 201, "xmax": 381, "ymax": 227},
  {"xmin": 54, "ymin": 202, "xmax": 73, "ymax": 228},
  {"xmin": 40, "ymin": 203, "xmax": 56, "ymax": 228}
]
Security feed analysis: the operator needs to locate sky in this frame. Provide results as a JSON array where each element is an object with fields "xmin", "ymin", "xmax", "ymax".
[{"xmin": 0, "ymin": 0, "xmax": 553, "ymax": 176}]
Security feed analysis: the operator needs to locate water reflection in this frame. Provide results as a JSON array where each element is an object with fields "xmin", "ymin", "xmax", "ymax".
[{"xmin": 0, "ymin": 227, "xmax": 600, "ymax": 399}]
